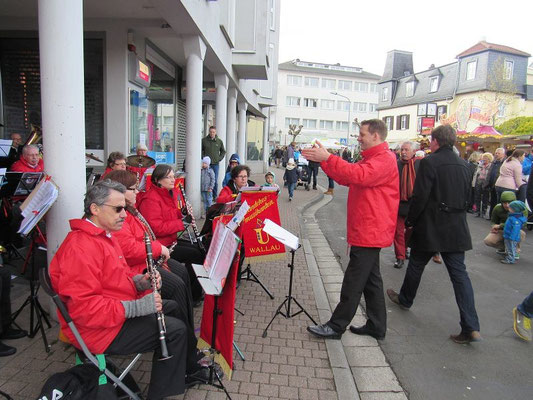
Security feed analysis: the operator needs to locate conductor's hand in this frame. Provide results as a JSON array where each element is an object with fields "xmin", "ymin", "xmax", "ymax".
[
  {"xmin": 154, "ymin": 292, "xmax": 163, "ymax": 313},
  {"xmin": 301, "ymin": 140, "xmax": 330, "ymax": 163},
  {"xmin": 161, "ymin": 245, "xmax": 171, "ymax": 261}
]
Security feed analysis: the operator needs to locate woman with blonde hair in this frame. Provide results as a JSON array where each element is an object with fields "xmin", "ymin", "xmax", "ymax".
[{"xmin": 495, "ymin": 149, "xmax": 525, "ymax": 203}]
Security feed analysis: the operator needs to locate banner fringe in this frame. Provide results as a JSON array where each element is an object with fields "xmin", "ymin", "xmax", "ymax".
[
  {"xmin": 197, "ymin": 337, "xmax": 233, "ymax": 380},
  {"xmin": 244, "ymin": 252, "xmax": 286, "ymax": 264}
]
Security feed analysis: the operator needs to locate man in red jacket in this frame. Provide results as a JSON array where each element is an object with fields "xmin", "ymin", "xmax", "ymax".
[
  {"xmin": 303, "ymin": 119, "xmax": 399, "ymax": 340},
  {"xmin": 50, "ymin": 180, "xmax": 189, "ymax": 399},
  {"xmin": 10, "ymin": 144, "xmax": 44, "ymax": 172}
]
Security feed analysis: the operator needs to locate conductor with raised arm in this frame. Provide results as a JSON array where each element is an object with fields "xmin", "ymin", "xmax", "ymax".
[{"xmin": 302, "ymin": 119, "xmax": 399, "ymax": 340}]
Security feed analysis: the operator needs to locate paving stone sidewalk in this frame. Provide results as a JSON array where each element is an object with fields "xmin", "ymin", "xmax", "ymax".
[{"xmin": 0, "ymin": 169, "xmax": 405, "ymax": 399}]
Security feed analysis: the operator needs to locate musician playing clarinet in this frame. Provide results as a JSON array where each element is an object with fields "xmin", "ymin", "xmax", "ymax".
[
  {"xmin": 138, "ymin": 164, "xmax": 206, "ymax": 304},
  {"xmin": 107, "ymin": 170, "xmax": 208, "ymax": 381},
  {"xmin": 50, "ymin": 180, "xmax": 189, "ymax": 399}
]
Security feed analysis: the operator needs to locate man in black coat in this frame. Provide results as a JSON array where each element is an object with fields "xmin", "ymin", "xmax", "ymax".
[
  {"xmin": 486, "ymin": 148, "xmax": 505, "ymax": 215},
  {"xmin": 387, "ymin": 125, "xmax": 481, "ymax": 344}
]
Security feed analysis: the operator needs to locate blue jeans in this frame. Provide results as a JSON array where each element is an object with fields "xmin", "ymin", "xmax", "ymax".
[
  {"xmin": 201, "ymin": 191, "xmax": 212, "ymax": 213},
  {"xmin": 399, "ymin": 250, "xmax": 480, "ymax": 333},
  {"xmin": 504, "ymin": 238, "xmax": 518, "ymax": 263},
  {"xmin": 518, "ymin": 291, "xmax": 533, "ymax": 318},
  {"xmin": 287, "ymin": 182, "xmax": 296, "ymax": 198},
  {"xmin": 328, "ymin": 177, "xmax": 334, "ymax": 189},
  {"xmin": 210, "ymin": 163, "xmax": 219, "ymax": 198}
]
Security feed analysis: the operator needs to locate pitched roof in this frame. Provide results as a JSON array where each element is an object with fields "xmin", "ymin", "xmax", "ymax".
[
  {"xmin": 278, "ymin": 60, "xmax": 381, "ymax": 80},
  {"xmin": 456, "ymin": 41, "xmax": 530, "ymax": 58}
]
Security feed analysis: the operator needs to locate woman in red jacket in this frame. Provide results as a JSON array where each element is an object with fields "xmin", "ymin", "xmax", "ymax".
[
  {"xmin": 137, "ymin": 164, "xmax": 205, "ymax": 302},
  {"xmin": 106, "ymin": 170, "xmax": 204, "ymax": 376},
  {"xmin": 216, "ymin": 164, "xmax": 255, "ymax": 203}
]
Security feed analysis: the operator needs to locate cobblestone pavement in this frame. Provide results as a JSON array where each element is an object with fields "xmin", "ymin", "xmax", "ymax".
[{"xmin": 0, "ymin": 169, "xmax": 403, "ymax": 400}]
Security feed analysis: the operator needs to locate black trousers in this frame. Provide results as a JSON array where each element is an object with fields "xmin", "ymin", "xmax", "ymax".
[
  {"xmin": 309, "ymin": 165, "xmax": 319, "ymax": 188},
  {"xmin": 105, "ymin": 301, "xmax": 187, "ymax": 400},
  {"xmin": 0, "ymin": 267, "xmax": 12, "ymax": 334},
  {"xmin": 160, "ymin": 259, "xmax": 198, "ymax": 373},
  {"xmin": 170, "ymin": 240, "xmax": 206, "ymax": 302},
  {"xmin": 327, "ymin": 246, "xmax": 386, "ymax": 336}
]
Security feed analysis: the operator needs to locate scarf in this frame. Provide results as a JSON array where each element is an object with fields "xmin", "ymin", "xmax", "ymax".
[
  {"xmin": 400, "ymin": 158, "xmax": 417, "ymax": 202},
  {"xmin": 127, "ymin": 206, "xmax": 156, "ymax": 241}
]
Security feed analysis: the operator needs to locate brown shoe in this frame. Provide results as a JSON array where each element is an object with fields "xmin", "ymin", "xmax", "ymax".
[
  {"xmin": 386, "ymin": 289, "xmax": 409, "ymax": 310},
  {"xmin": 432, "ymin": 254, "xmax": 442, "ymax": 264},
  {"xmin": 323, "ymin": 189, "xmax": 333, "ymax": 195},
  {"xmin": 450, "ymin": 331, "xmax": 482, "ymax": 344}
]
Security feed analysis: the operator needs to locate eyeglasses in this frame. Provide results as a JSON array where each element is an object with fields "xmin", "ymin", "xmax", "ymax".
[
  {"xmin": 102, "ymin": 204, "xmax": 126, "ymax": 213},
  {"xmin": 236, "ymin": 175, "xmax": 248, "ymax": 179}
]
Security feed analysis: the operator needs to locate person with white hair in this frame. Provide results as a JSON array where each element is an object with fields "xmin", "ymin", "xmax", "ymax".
[{"xmin": 9, "ymin": 144, "xmax": 43, "ymax": 172}]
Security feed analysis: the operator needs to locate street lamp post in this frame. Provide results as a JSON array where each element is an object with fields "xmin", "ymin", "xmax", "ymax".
[{"xmin": 330, "ymin": 91, "xmax": 350, "ymax": 145}]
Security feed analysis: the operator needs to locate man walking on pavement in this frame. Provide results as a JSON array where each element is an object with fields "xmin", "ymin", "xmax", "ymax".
[
  {"xmin": 202, "ymin": 126, "xmax": 226, "ymax": 197},
  {"xmin": 387, "ymin": 125, "xmax": 482, "ymax": 344},
  {"xmin": 303, "ymin": 119, "xmax": 399, "ymax": 340},
  {"xmin": 487, "ymin": 147, "xmax": 505, "ymax": 215}
]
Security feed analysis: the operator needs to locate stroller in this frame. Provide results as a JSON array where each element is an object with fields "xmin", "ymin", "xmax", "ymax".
[{"xmin": 296, "ymin": 156, "xmax": 310, "ymax": 191}]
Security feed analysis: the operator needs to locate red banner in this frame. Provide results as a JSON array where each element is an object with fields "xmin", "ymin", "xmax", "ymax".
[
  {"xmin": 198, "ymin": 215, "xmax": 237, "ymax": 379},
  {"xmin": 240, "ymin": 191, "xmax": 285, "ymax": 263}
]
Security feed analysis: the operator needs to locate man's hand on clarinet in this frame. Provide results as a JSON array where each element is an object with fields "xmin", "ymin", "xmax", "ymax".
[
  {"xmin": 154, "ymin": 292, "xmax": 163, "ymax": 313},
  {"xmin": 301, "ymin": 140, "xmax": 331, "ymax": 163},
  {"xmin": 161, "ymin": 245, "xmax": 170, "ymax": 261}
]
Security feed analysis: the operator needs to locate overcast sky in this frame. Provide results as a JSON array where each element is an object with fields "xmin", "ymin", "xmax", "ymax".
[{"xmin": 279, "ymin": 0, "xmax": 533, "ymax": 76}]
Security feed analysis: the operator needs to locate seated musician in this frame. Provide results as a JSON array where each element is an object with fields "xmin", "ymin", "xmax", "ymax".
[
  {"xmin": 10, "ymin": 144, "xmax": 44, "ymax": 173},
  {"xmin": 127, "ymin": 143, "xmax": 151, "ymax": 180},
  {"xmin": 137, "ymin": 164, "xmax": 206, "ymax": 304},
  {"xmin": 49, "ymin": 180, "xmax": 190, "ymax": 399},
  {"xmin": 216, "ymin": 164, "xmax": 255, "ymax": 204},
  {"xmin": 101, "ymin": 151, "xmax": 127, "ymax": 179},
  {"xmin": 106, "ymin": 171, "xmax": 206, "ymax": 379},
  {"xmin": 0, "ymin": 133, "xmax": 23, "ymax": 169}
]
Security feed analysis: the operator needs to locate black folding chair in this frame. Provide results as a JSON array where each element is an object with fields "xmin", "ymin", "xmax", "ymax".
[{"xmin": 39, "ymin": 266, "xmax": 142, "ymax": 400}]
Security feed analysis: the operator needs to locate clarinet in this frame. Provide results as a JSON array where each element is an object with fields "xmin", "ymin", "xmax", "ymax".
[
  {"xmin": 154, "ymin": 240, "xmax": 178, "ymax": 269},
  {"xmin": 144, "ymin": 233, "xmax": 173, "ymax": 361},
  {"xmin": 177, "ymin": 183, "xmax": 206, "ymax": 252}
]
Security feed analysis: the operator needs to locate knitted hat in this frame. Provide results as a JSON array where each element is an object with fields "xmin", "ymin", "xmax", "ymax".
[
  {"xmin": 202, "ymin": 156, "xmax": 211, "ymax": 166},
  {"xmin": 265, "ymin": 171, "xmax": 275, "ymax": 179},
  {"xmin": 509, "ymin": 200, "xmax": 527, "ymax": 213},
  {"xmin": 500, "ymin": 191, "xmax": 516, "ymax": 203},
  {"xmin": 286, "ymin": 158, "xmax": 296, "ymax": 170}
]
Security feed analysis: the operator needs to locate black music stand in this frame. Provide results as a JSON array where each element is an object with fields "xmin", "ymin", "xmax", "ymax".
[
  {"xmin": 240, "ymin": 263, "xmax": 274, "ymax": 299},
  {"xmin": 11, "ymin": 225, "xmax": 52, "ymax": 352},
  {"xmin": 261, "ymin": 224, "xmax": 317, "ymax": 337}
]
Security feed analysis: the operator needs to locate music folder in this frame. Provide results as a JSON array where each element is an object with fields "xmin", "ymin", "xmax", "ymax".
[{"xmin": 192, "ymin": 222, "xmax": 240, "ymax": 296}]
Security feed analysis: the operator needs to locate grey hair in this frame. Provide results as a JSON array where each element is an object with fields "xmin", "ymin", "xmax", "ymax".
[
  {"xmin": 401, "ymin": 141, "xmax": 419, "ymax": 151},
  {"xmin": 22, "ymin": 144, "xmax": 39, "ymax": 154},
  {"xmin": 84, "ymin": 179, "xmax": 126, "ymax": 217}
]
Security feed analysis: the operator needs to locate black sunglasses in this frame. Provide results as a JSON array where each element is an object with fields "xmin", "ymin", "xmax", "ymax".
[{"xmin": 102, "ymin": 204, "xmax": 126, "ymax": 213}]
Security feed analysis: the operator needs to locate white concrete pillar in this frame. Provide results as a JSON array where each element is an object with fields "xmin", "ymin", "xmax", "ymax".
[
  {"xmin": 183, "ymin": 36, "xmax": 206, "ymax": 217},
  {"xmin": 262, "ymin": 109, "xmax": 270, "ymax": 173},
  {"xmin": 226, "ymin": 88, "xmax": 237, "ymax": 159},
  {"xmin": 214, "ymin": 74, "xmax": 228, "ymax": 191},
  {"xmin": 237, "ymin": 101, "xmax": 247, "ymax": 162},
  {"xmin": 38, "ymin": 0, "xmax": 86, "ymax": 263}
]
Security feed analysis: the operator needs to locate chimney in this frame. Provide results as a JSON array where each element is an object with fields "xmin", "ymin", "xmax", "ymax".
[{"xmin": 381, "ymin": 50, "xmax": 414, "ymax": 81}]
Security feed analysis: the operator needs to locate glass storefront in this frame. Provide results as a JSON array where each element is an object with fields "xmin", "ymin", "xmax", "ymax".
[
  {"xmin": 129, "ymin": 62, "xmax": 176, "ymax": 164},
  {"xmin": 246, "ymin": 117, "xmax": 264, "ymax": 161}
]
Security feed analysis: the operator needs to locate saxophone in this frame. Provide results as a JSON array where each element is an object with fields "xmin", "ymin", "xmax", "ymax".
[{"xmin": 144, "ymin": 233, "xmax": 172, "ymax": 361}]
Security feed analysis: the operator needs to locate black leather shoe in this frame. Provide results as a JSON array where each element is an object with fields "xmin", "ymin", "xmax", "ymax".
[
  {"xmin": 307, "ymin": 324, "xmax": 342, "ymax": 339},
  {"xmin": 0, "ymin": 327, "xmax": 27, "ymax": 340},
  {"xmin": 349, "ymin": 325, "xmax": 385, "ymax": 340},
  {"xmin": 185, "ymin": 366, "xmax": 210, "ymax": 388},
  {"xmin": 0, "ymin": 341, "xmax": 16, "ymax": 357},
  {"xmin": 393, "ymin": 259, "xmax": 404, "ymax": 269}
]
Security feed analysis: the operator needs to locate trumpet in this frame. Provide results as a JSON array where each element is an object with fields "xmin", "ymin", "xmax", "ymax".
[
  {"xmin": 177, "ymin": 183, "xmax": 206, "ymax": 252},
  {"xmin": 144, "ymin": 233, "xmax": 172, "ymax": 361}
]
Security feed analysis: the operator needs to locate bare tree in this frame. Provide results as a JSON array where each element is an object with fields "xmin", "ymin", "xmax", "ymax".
[{"xmin": 288, "ymin": 124, "xmax": 303, "ymax": 142}]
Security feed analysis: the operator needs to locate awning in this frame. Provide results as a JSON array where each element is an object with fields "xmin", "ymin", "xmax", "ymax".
[{"xmin": 457, "ymin": 125, "xmax": 502, "ymax": 139}]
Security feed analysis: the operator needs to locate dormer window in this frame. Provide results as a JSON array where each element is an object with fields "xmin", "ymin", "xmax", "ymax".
[
  {"xmin": 429, "ymin": 76, "xmax": 439, "ymax": 93},
  {"xmin": 382, "ymin": 87, "xmax": 389, "ymax": 101},
  {"xmin": 504, "ymin": 60, "xmax": 514, "ymax": 80},
  {"xmin": 466, "ymin": 60, "xmax": 477, "ymax": 80},
  {"xmin": 406, "ymin": 81, "xmax": 415, "ymax": 97}
]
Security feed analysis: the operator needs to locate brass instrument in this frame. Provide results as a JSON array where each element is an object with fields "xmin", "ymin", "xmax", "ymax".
[
  {"xmin": 144, "ymin": 233, "xmax": 172, "ymax": 361},
  {"xmin": 23, "ymin": 124, "xmax": 42, "ymax": 147},
  {"xmin": 177, "ymin": 183, "xmax": 206, "ymax": 252}
]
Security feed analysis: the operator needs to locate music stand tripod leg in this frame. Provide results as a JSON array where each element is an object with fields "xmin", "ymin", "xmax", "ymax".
[{"xmin": 241, "ymin": 265, "xmax": 274, "ymax": 299}]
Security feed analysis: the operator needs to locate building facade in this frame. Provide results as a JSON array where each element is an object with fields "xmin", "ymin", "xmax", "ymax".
[
  {"xmin": 272, "ymin": 60, "xmax": 380, "ymax": 146},
  {"xmin": 0, "ymin": 0, "xmax": 280, "ymax": 262},
  {"xmin": 377, "ymin": 42, "xmax": 532, "ymax": 143}
]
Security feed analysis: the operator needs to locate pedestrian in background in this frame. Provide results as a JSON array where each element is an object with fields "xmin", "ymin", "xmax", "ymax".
[
  {"xmin": 500, "ymin": 200, "xmax": 527, "ymax": 264},
  {"xmin": 387, "ymin": 125, "xmax": 481, "ymax": 344},
  {"xmin": 473, "ymin": 152, "xmax": 493, "ymax": 218},
  {"xmin": 201, "ymin": 126, "xmax": 226, "ymax": 198},
  {"xmin": 304, "ymin": 119, "xmax": 399, "ymax": 341},
  {"xmin": 486, "ymin": 148, "xmax": 505, "ymax": 215},
  {"xmin": 283, "ymin": 158, "xmax": 298, "ymax": 201},
  {"xmin": 495, "ymin": 149, "xmax": 525, "ymax": 203},
  {"xmin": 308, "ymin": 159, "xmax": 320, "ymax": 190},
  {"xmin": 200, "ymin": 156, "xmax": 215, "ymax": 217}
]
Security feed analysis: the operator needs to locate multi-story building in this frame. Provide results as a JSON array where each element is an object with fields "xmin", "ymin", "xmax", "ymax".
[
  {"xmin": 377, "ymin": 41, "xmax": 532, "ymax": 142},
  {"xmin": 0, "ymin": 0, "xmax": 279, "ymax": 260},
  {"xmin": 272, "ymin": 60, "xmax": 381, "ymax": 145}
]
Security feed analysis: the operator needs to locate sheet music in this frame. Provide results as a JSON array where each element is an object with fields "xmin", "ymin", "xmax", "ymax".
[
  {"xmin": 18, "ymin": 178, "xmax": 59, "ymax": 235},
  {"xmin": 0, "ymin": 139, "xmax": 11, "ymax": 157},
  {"xmin": 0, "ymin": 168, "xmax": 6, "ymax": 187},
  {"xmin": 226, "ymin": 200, "xmax": 250, "ymax": 232},
  {"xmin": 262, "ymin": 218, "xmax": 299, "ymax": 251}
]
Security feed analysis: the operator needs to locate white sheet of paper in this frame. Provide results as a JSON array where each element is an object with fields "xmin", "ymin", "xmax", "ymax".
[
  {"xmin": 226, "ymin": 200, "xmax": 250, "ymax": 232},
  {"xmin": 262, "ymin": 218, "xmax": 299, "ymax": 251},
  {"xmin": 0, "ymin": 139, "xmax": 12, "ymax": 157}
]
